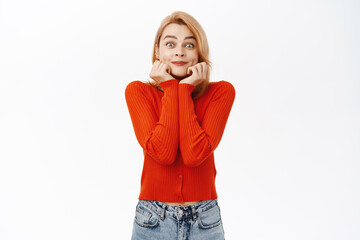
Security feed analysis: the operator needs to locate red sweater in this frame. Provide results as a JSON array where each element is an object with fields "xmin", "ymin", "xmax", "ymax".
[{"xmin": 125, "ymin": 79, "xmax": 235, "ymax": 203}]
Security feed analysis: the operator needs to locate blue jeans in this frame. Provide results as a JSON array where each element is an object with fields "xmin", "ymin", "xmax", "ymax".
[{"xmin": 131, "ymin": 199, "xmax": 225, "ymax": 240}]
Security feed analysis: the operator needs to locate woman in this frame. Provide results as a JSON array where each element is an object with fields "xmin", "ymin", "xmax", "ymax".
[{"xmin": 125, "ymin": 11, "xmax": 235, "ymax": 240}]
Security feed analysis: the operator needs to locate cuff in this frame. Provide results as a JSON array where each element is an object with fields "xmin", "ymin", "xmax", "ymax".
[
  {"xmin": 159, "ymin": 79, "xmax": 178, "ymax": 89},
  {"xmin": 178, "ymin": 83, "xmax": 196, "ymax": 93}
]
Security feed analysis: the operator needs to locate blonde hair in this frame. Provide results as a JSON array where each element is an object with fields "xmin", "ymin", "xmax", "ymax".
[{"xmin": 147, "ymin": 11, "xmax": 212, "ymax": 100}]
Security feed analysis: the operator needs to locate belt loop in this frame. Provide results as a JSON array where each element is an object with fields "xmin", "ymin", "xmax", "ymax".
[
  {"xmin": 191, "ymin": 205, "xmax": 197, "ymax": 221},
  {"xmin": 161, "ymin": 203, "xmax": 167, "ymax": 220}
]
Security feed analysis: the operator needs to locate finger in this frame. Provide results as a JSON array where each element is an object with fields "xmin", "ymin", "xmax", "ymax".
[
  {"xmin": 199, "ymin": 63, "xmax": 207, "ymax": 76},
  {"xmin": 198, "ymin": 66, "xmax": 203, "ymax": 76},
  {"xmin": 196, "ymin": 63, "xmax": 203, "ymax": 73},
  {"xmin": 201, "ymin": 62, "xmax": 207, "ymax": 72},
  {"xmin": 164, "ymin": 63, "xmax": 171, "ymax": 74},
  {"xmin": 187, "ymin": 66, "xmax": 193, "ymax": 75},
  {"xmin": 152, "ymin": 61, "xmax": 159, "ymax": 70},
  {"xmin": 197, "ymin": 63, "xmax": 203, "ymax": 73},
  {"xmin": 159, "ymin": 62, "xmax": 168, "ymax": 74},
  {"xmin": 192, "ymin": 66, "xmax": 199, "ymax": 77},
  {"xmin": 202, "ymin": 63, "xmax": 208, "ymax": 76}
]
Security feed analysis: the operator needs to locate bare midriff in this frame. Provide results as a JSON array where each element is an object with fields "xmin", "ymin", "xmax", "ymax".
[{"xmin": 163, "ymin": 201, "xmax": 201, "ymax": 207}]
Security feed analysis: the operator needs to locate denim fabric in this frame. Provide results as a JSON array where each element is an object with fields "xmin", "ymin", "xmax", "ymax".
[{"xmin": 131, "ymin": 199, "xmax": 225, "ymax": 240}]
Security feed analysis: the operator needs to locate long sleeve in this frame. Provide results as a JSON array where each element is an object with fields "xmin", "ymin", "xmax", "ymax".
[
  {"xmin": 178, "ymin": 81, "xmax": 235, "ymax": 167},
  {"xmin": 125, "ymin": 79, "xmax": 179, "ymax": 165}
]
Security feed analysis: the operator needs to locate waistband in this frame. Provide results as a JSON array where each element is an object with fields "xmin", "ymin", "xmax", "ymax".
[{"xmin": 138, "ymin": 199, "xmax": 218, "ymax": 221}]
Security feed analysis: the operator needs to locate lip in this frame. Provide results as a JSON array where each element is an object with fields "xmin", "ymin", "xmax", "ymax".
[{"xmin": 171, "ymin": 61, "xmax": 188, "ymax": 66}]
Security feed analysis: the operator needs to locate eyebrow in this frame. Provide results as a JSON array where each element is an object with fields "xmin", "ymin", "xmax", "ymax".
[{"xmin": 163, "ymin": 35, "xmax": 196, "ymax": 41}]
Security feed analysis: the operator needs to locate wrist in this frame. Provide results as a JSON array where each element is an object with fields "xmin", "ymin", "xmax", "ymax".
[
  {"xmin": 179, "ymin": 77, "xmax": 193, "ymax": 85},
  {"xmin": 179, "ymin": 80, "xmax": 195, "ymax": 86},
  {"xmin": 162, "ymin": 75, "xmax": 175, "ymax": 82},
  {"xmin": 159, "ymin": 78, "xmax": 178, "ymax": 89},
  {"xmin": 178, "ymin": 82, "xmax": 196, "ymax": 93}
]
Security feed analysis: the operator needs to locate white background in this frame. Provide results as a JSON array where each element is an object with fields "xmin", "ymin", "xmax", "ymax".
[{"xmin": 1, "ymin": 0, "xmax": 359, "ymax": 239}]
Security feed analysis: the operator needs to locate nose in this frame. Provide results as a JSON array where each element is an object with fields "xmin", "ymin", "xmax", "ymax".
[{"xmin": 175, "ymin": 47, "xmax": 185, "ymax": 57}]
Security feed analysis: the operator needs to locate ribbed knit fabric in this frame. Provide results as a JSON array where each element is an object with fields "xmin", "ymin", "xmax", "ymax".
[{"xmin": 125, "ymin": 79, "xmax": 235, "ymax": 203}]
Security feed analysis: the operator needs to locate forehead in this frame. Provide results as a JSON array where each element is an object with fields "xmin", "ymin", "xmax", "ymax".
[{"xmin": 161, "ymin": 23, "xmax": 195, "ymax": 40}]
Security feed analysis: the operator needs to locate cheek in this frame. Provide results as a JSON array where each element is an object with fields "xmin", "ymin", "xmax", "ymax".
[
  {"xmin": 159, "ymin": 48, "xmax": 171, "ymax": 61},
  {"xmin": 190, "ymin": 53, "xmax": 199, "ymax": 64}
]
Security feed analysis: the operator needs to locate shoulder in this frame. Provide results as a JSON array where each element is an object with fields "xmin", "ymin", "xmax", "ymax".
[
  {"xmin": 125, "ymin": 80, "xmax": 154, "ymax": 96},
  {"xmin": 125, "ymin": 80, "xmax": 150, "ymax": 92},
  {"xmin": 208, "ymin": 80, "xmax": 236, "ymax": 97}
]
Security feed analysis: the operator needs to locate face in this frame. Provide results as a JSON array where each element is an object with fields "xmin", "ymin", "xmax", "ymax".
[{"xmin": 156, "ymin": 23, "xmax": 199, "ymax": 79}]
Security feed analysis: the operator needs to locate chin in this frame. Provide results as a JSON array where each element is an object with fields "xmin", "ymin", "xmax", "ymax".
[
  {"xmin": 171, "ymin": 70, "xmax": 187, "ymax": 78},
  {"xmin": 172, "ymin": 74, "xmax": 188, "ymax": 80}
]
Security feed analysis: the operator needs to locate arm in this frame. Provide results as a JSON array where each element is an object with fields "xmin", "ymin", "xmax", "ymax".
[
  {"xmin": 178, "ymin": 81, "xmax": 235, "ymax": 167},
  {"xmin": 125, "ymin": 79, "xmax": 179, "ymax": 165}
]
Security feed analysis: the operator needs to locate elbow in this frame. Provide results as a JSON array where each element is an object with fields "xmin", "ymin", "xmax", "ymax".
[
  {"xmin": 157, "ymin": 152, "xmax": 177, "ymax": 166},
  {"xmin": 182, "ymin": 151, "xmax": 212, "ymax": 167},
  {"xmin": 145, "ymin": 148, "xmax": 178, "ymax": 166},
  {"xmin": 183, "ymin": 157, "xmax": 203, "ymax": 167},
  {"xmin": 144, "ymin": 136, "xmax": 178, "ymax": 165},
  {"xmin": 158, "ymin": 141, "xmax": 179, "ymax": 165},
  {"xmin": 181, "ymin": 142, "xmax": 213, "ymax": 167}
]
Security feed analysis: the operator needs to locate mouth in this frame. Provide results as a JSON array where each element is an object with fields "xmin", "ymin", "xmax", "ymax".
[{"xmin": 171, "ymin": 61, "xmax": 188, "ymax": 66}]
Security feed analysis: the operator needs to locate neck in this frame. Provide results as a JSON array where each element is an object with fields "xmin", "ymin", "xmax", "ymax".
[{"xmin": 173, "ymin": 75, "xmax": 190, "ymax": 81}]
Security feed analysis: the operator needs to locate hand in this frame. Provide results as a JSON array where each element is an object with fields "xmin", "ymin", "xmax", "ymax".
[
  {"xmin": 149, "ymin": 60, "xmax": 175, "ymax": 84},
  {"xmin": 179, "ymin": 62, "xmax": 208, "ymax": 86}
]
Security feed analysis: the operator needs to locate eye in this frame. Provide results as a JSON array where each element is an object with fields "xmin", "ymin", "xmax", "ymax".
[
  {"xmin": 185, "ymin": 43, "xmax": 195, "ymax": 48},
  {"xmin": 166, "ymin": 42, "xmax": 174, "ymax": 47}
]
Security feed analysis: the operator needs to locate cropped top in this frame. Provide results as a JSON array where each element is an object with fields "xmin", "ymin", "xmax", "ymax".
[{"xmin": 125, "ymin": 79, "xmax": 235, "ymax": 202}]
